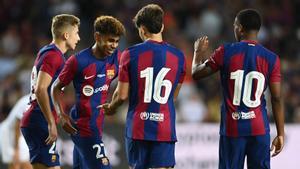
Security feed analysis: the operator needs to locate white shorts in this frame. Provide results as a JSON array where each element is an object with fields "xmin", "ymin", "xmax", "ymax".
[{"xmin": 0, "ymin": 126, "xmax": 30, "ymax": 163}]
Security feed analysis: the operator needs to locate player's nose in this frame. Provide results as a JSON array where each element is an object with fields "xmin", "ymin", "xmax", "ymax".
[{"xmin": 111, "ymin": 42, "xmax": 118, "ymax": 49}]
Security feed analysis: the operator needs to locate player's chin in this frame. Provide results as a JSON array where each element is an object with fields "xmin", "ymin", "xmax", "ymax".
[
  {"xmin": 106, "ymin": 50, "xmax": 114, "ymax": 56},
  {"xmin": 70, "ymin": 44, "xmax": 77, "ymax": 50}
]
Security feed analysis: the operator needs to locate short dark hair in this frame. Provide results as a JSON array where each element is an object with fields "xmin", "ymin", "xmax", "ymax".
[
  {"xmin": 237, "ymin": 9, "xmax": 261, "ymax": 31},
  {"xmin": 94, "ymin": 15, "xmax": 125, "ymax": 36},
  {"xmin": 133, "ymin": 4, "xmax": 164, "ymax": 34}
]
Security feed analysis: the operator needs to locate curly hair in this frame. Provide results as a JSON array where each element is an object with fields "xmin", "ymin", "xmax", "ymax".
[{"xmin": 94, "ymin": 15, "xmax": 125, "ymax": 36}]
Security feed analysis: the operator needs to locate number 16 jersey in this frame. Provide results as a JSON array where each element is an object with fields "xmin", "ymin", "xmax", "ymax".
[{"xmin": 119, "ymin": 40, "xmax": 186, "ymax": 142}]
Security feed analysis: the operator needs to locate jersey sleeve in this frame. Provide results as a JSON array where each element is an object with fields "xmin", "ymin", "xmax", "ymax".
[
  {"xmin": 119, "ymin": 49, "xmax": 130, "ymax": 83},
  {"xmin": 270, "ymin": 56, "xmax": 281, "ymax": 82},
  {"xmin": 178, "ymin": 55, "xmax": 186, "ymax": 84},
  {"xmin": 206, "ymin": 45, "xmax": 224, "ymax": 71},
  {"xmin": 115, "ymin": 50, "xmax": 122, "ymax": 77},
  {"xmin": 40, "ymin": 51, "xmax": 63, "ymax": 77},
  {"xmin": 58, "ymin": 55, "xmax": 78, "ymax": 86}
]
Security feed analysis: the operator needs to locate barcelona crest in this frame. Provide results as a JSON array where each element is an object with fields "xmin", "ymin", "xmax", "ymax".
[{"xmin": 106, "ymin": 69, "xmax": 115, "ymax": 79}]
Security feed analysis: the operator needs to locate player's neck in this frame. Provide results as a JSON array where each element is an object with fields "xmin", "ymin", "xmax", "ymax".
[
  {"xmin": 52, "ymin": 39, "xmax": 68, "ymax": 54},
  {"xmin": 240, "ymin": 32, "xmax": 258, "ymax": 42},
  {"xmin": 145, "ymin": 34, "xmax": 163, "ymax": 42},
  {"xmin": 92, "ymin": 43, "xmax": 106, "ymax": 59}
]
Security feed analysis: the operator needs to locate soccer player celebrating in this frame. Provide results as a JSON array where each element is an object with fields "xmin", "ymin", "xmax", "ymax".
[
  {"xmin": 192, "ymin": 9, "xmax": 284, "ymax": 169},
  {"xmin": 100, "ymin": 4, "xmax": 186, "ymax": 169},
  {"xmin": 51, "ymin": 16, "xmax": 125, "ymax": 169},
  {"xmin": 20, "ymin": 14, "xmax": 80, "ymax": 169}
]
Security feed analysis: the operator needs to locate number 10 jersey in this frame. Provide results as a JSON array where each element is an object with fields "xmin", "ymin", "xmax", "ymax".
[{"xmin": 206, "ymin": 40, "xmax": 281, "ymax": 137}]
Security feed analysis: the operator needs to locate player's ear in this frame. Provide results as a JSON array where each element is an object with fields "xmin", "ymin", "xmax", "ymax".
[
  {"xmin": 94, "ymin": 32, "xmax": 101, "ymax": 41},
  {"xmin": 160, "ymin": 24, "xmax": 164, "ymax": 33},
  {"xmin": 140, "ymin": 25, "xmax": 147, "ymax": 35},
  {"xmin": 63, "ymin": 32, "xmax": 69, "ymax": 40},
  {"xmin": 238, "ymin": 24, "xmax": 244, "ymax": 35}
]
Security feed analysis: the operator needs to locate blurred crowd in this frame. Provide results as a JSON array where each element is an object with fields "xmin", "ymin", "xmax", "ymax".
[{"xmin": 0, "ymin": 0, "xmax": 300, "ymax": 123}]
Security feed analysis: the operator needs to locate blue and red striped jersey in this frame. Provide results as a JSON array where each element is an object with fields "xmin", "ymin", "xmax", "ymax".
[
  {"xmin": 206, "ymin": 40, "xmax": 281, "ymax": 137},
  {"xmin": 21, "ymin": 43, "xmax": 65, "ymax": 128},
  {"xmin": 59, "ymin": 47, "xmax": 120, "ymax": 138},
  {"xmin": 119, "ymin": 40, "xmax": 186, "ymax": 142}
]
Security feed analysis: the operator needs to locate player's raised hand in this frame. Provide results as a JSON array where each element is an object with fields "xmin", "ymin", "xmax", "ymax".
[
  {"xmin": 270, "ymin": 135, "xmax": 284, "ymax": 157},
  {"xmin": 194, "ymin": 36, "xmax": 209, "ymax": 54},
  {"xmin": 97, "ymin": 103, "xmax": 116, "ymax": 116},
  {"xmin": 45, "ymin": 122, "xmax": 58, "ymax": 145},
  {"xmin": 59, "ymin": 113, "xmax": 77, "ymax": 135}
]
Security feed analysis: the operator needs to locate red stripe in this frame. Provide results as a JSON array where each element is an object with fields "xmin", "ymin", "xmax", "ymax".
[
  {"xmin": 133, "ymin": 51, "xmax": 153, "ymax": 139},
  {"xmin": 78, "ymin": 63, "xmax": 97, "ymax": 137},
  {"xmin": 250, "ymin": 56, "xmax": 268, "ymax": 135},
  {"xmin": 226, "ymin": 54, "xmax": 244, "ymax": 136},
  {"xmin": 156, "ymin": 52, "xmax": 178, "ymax": 141},
  {"xmin": 119, "ymin": 49, "xmax": 130, "ymax": 82}
]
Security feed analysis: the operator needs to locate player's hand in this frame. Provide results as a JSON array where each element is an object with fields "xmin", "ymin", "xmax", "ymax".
[
  {"xmin": 59, "ymin": 113, "xmax": 77, "ymax": 135},
  {"xmin": 97, "ymin": 103, "xmax": 116, "ymax": 116},
  {"xmin": 271, "ymin": 135, "xmax": 284, "ymax": 157},
  {"xmin": 194, "ymin": 36, "xmax": 209, "ymax": 54},
  {"xmin": 45, "ymin": 122, "xmax": 58, "ymax": 145}
]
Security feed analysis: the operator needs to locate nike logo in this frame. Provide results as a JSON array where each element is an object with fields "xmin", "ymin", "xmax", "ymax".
[
  {"xmin": 84, "ymin": 75, "xmax": 94, "ymax": 79},
  {"xmin": 97, "ymin": 74, "xmax": 106, "ymax": 78}
]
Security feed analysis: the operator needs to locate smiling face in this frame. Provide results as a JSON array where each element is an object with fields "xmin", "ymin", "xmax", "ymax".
[{"xmin": 96, "ymin": 33, "xmax": 120, "ymax": 56}]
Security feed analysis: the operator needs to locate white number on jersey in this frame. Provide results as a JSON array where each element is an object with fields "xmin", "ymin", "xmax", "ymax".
[
  {"xmin": 49, "ymin": 142, "xmax": 56, "ymax": 154},
  {"xmin": 92, "ymin": 143, "xmax": 105, "ymax": 159},
  {"xmin": 140, "ymin": 67, "xmax": 172, "ymax": 104},
  {"xmin": 30, "ymin": 66, "xmax": 38, "ymax": 101},
  {"xmin": 230, "ymin": 70, "xmax": 265, "ymax": 108}
]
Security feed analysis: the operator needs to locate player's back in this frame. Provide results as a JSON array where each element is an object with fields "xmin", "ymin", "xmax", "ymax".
[
  {"xmin": 218, "ymin": 40, "xmax": 281, "ymax": 137},
  {"xmin": 21, "ymin": 44, "xmax": 65, "ymax": 128},
  {"xmin": 121, "ymin": 40, "xmax": 186, "ymax": 142}
]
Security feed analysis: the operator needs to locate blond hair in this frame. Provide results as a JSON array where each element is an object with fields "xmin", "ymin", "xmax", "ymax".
[{"xmin": 51, "ymin": 14, "xmax": 80, "ymax": 39}]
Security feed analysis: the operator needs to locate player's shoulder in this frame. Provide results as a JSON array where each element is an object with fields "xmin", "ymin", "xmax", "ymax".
[
  {"xmin": 164, "ymin": 42, "xmax": 185, "ymax": 57},
  {"xmin": 126, "ymin": 42, "xmax": 145, "ymax": 51},
  {"xmin": 39, "ymin": 44, "xmax": 62, "ymax": 56},
  {"xmin": 223, "ymin": 41, "xmax": 241, "ymax": 49},
  {"xmin": 257, "ymin": 44, "xmax": 278, "ymax": 58},
  {"xmin": 75, "ymin": 47, "xmax": 91, "ymax": 58}
]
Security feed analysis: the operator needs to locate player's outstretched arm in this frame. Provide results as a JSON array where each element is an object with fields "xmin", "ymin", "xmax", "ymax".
[
  {"xmin": 192, "ymin": 36, "xmax": 215, "ymax": 80},
  {"xmin": 98, "ymin": 81, "xmax": 129, "ymax": 115},
  {"xmin": 35, "ymin": 71, "xmax": 58, "ymax": 145},
  {"xmin": 269, "ymin": 82, "xmax": 284, "ymax": 157},
  {"xmin": 51, "ymin": 79, "xmax": 77, "ymax": 135}
]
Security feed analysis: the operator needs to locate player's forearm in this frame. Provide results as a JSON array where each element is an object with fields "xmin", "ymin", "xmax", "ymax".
[
  {"xmin": 36, "ymin": 88, "xmax": 56, "ymax": 125},
  {"xmin": 271, "ymin": 96, "xmax": 285, "ymax": 136},
  {"xmin": 51, "ymin": 83, "xmax": 65, "ymax": 117},
  {"xmin": 109, "ymin": 91, "xmax": 125, "ymax": 112},
  {"xmin": 14, "ymin": 120, "xmax": 21, "ymax": 149},
  {"xmin": 192, "ymin": 51, "xmax": 208, "ymax": 79}
]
